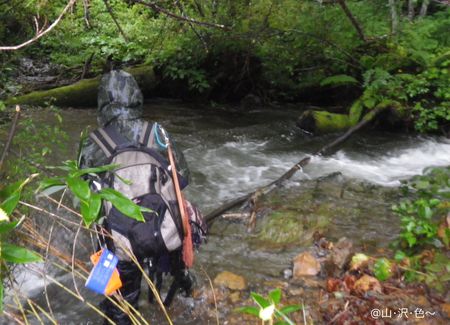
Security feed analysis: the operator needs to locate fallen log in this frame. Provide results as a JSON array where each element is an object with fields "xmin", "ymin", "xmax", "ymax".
[
  {"xmin": 297, "ymin": 99, "xmax": 364, "ymax": 134},
  {"xmin": 5, "ymin": 65, "xmax": 157, "ymax": 107},
  {"xmin": 205, "ymin": 102, "xmax": 395, "ymax": 225}
]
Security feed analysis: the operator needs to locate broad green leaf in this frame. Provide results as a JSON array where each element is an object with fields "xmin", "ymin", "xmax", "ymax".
[
  {"xmin": 67, "ymin": 176, "xmax": 91, "ymax": 202},
  {"xmin": 38, "ymin": 177, "xmax": 65, "ymax": 191},
  {"xmin": 63, "ymin": 160, "xmax": 78, "ymax": 171},
  {"xmin": 0, "ymin": 220, "xmax": 21, "ymax": 234},
  {"xmin": 279, "ymin": 305, "xmax": 303, "ymax": 314},
  {"xmin": 269, "ymin": 288, "xmax": 282, "ymax": 304},
  {"xmin": 418, "ymin": 205, "xmax": 432, "ymax": 219},
  {"xmin": 100, "ymin": 188, "xmax": 145, "ymax": 222},
  {"xmin": 38, "ymin": 185, "xmax": 67, "ymax": 197},
  {"xmin": 394, "ymin": 250, "xmax": 406, "ymax": 262},
  {"xmin": 1, "ymin": 243, "xmax": 42, "ymax": 263},
  {"xmin": 235, "ymin": 306, "xmax": 260, "ymax": 317},
  {"xmin": 0, "ymin": 180, "xmax": 22, "ymax": 200},
  {"xmin": 320, "ymin": 74, "xmax": 358, "ymax": 87},
  {"xmin": 275, "ymin": 306, "xmax": 299, "ymax": 325},
  {"xmin": 0, "ymin": 191, "xmax": 20, "ymax": 216},
  {"xmin": 82, "ymin": 193, "xmax": 102, "ymax": 227},
  {"xmin": 274, "ymin": 321, "xmax": 289, "ymax": 325},
  {"xmin": 250, "ymin": 292, "xmax": 270, "ymax": 308},
  {"xmin": 373, "ymin": 258, "xmax": 392, "ymax": 281},
  {"xmin": 71, "ymin": 164, "xmax": 118, "ymax": 178}
]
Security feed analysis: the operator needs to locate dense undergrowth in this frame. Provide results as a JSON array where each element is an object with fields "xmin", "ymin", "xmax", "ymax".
[{"xmin": 0, "ymin": 0, "xmax": 449, "ymax": 133}]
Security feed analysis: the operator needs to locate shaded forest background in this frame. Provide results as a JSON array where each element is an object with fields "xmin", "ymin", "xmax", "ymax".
[{"xmin": 0, "ymin": 0, "xmax": 449, "ymax": 133}]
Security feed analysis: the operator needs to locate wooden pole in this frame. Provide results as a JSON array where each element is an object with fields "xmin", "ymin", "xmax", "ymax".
[{"xmin": 167, "ymin": 142, "xmax": 194, "ymax": 268}]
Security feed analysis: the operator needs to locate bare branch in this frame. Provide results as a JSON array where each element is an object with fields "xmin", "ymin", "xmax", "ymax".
[
  {"xmin": 83, "ymin": 0, "xmax": 92, "ymax": 29},
  {"xmin": 420, "ymin": 0, "xmax": 430, "ymax": 17},
  {"xmin": 103, "ymin": 0, "xmax": 129, "ymax": 42},
  {"xmin": 132, "ymin": 0, "xmax": 230, "ymax": 30},
  {"xmin": 336, "ymin": 0, "xmax": 366, "ymax": 42},
  {"xmin": 0, "ymin": 0, "xmax": 77, "ymax": 51},
  {"xmin": 388, "ymin": 0, "xmax": 399, "ymax": 35}
]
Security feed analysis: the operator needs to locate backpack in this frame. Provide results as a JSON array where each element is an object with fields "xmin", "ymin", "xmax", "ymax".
[{"xmin": 89, "ymin": 122, "xmax": 188, "ymax": 261}]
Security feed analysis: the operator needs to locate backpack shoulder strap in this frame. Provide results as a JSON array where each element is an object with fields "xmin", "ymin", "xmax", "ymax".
[
  {"xmin": 139, "ymin": 121, "xmax": 157, "ymax": 149},
  {"xmin": 89, "ymin": 125, "xmax": 128, "ymax": 158}
]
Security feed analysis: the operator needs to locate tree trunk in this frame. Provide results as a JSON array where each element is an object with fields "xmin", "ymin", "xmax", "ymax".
[
  {"xmin": 408, "ymin": 0, "xmax": 415, "ymax": 21},
  {"xmin": 419, "ymin": 0, "xmax": 430, "ymax": 17},
  {"xmin": 336, "ymin": 0, "xmax": 366, "ymax": 42},
  {"xmin": 389, "ymin": 0, "xmax": 399, "ymax": 35},
  {"xmin": 5, "ymin": 65, "xmax": 157, "ymax": 107}
]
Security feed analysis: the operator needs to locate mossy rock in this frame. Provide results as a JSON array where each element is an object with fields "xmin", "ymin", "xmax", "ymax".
[
  {"xmin": 5, "ymin": 65, "xmax": 157, "ymax": 107},
  {"xmin": 297, "ymin": 110, "xmax": 353, "ymax": 134},
  {"xmin": 257, "ymin": 210, "xmax": 304, "ymax": 245}
]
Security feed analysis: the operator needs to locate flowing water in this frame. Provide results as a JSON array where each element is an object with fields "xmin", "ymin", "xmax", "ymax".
[{"xmin": 5, "ymin": 101, "xmax": 450, "ymax": 324}]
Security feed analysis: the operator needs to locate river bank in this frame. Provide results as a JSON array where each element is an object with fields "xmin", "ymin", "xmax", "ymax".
[{"xmin": 1, "ymin": 102, "xmax": 449, "ymax": 323}]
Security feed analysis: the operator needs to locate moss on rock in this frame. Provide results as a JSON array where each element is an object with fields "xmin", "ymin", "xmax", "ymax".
[{"xmin": 297, "ymin": 110, "xmax": 353, "ymax": 134}]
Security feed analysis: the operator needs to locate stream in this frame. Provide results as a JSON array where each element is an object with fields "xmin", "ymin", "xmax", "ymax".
[{"xmin": 5, "ymin": 100, "xmax": 450, "ymax": 324}]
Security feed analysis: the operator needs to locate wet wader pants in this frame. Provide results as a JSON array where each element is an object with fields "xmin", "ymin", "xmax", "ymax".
[{"xmin": 100, "ymin": 260, "xmax": 142, "ymax": 325}]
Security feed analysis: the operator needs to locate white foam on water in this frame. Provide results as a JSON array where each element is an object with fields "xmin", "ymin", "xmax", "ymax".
[
  {"xmin": 308, "ymin": 138, "xmax": 450, "ymax": 186},
  {"xmin": 187, "ymin": 137, "xmax": 450, "ymax": 208}
]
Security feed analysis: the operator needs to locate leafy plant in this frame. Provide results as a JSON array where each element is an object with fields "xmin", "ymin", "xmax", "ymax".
[
  {"xmin": 391, "ymin": 167, "xmax": 450, "ymax": 291},
  {"xmin": 39, "ymin": 159, "xmax": 150, "ymax": 227},
  {"xmin": 320, "ymin": 74, "xmax": 359, "ymax": 87},
  {"xmin": 236, "ymin": 288, "xmax": 302, "ymax": 325},
  {"xmin": 373, "ymin": 258, "xmax": 392, "ymax": 281},
  {"xmin": 1, "ymin": 176, "xmax": 43, "ymax": 313}
]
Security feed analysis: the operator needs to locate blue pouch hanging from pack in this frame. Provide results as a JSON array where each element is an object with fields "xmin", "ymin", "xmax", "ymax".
[{"xmin": 85, "ymin": 249, "xmax": 120, "ymax": 295}]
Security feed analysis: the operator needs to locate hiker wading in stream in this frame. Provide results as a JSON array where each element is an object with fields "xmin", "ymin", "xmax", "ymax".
[{"xmin": 80, "ymin": 70, "xmax": 206, "ymax": 324}]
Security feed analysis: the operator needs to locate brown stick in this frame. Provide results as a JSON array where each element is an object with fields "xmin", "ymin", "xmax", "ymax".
[
  {"xmin": 0, "ymin": 105, "xmax": 21, "ymax": 171},
  {"xmin": 103, "ymin": 0, "xmax": 129, "ymax": 42},
  {"xmin": 0, "ymin": 0, "xmax": 77, "ymax": 51},
  {"xmin": 336, "ymin": 0, "xmax": 366, "ymax": 42},
  {"xmin": 205, "ymin": 105, "xmax": 388, "ymax": 225},
  {"xmin": 132, "ymin": 0, "xmax": 230, "ymax": 30}
]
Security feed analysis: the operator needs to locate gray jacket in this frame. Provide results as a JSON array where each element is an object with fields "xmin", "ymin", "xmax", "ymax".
[{"xmin": 79, "ymin": 70, "xmax": 189, "ymax": 181}]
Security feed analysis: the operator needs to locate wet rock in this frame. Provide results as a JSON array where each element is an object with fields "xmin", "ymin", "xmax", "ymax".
[
  {"xmin": 330, "ymin": 237, "xmax": 353, "ymax": 269},
  {"xmin": 241, "ymin": 93, "xmax": 262, "ymax": 108},
  {"xmin": 213, "ymin": 271, "xmax": 247, "ymax": 291},
  {"xmin": 228, "ymin": 291, "xmax": 241, "ymax": 304},
  {"xmin": 287, "ymin": 287, "xmax": 304, "ymax": 296},
  {"xmin": 350, "ymin": 253, "xmax": 369, "ymax": 271},
  {"xmin": 353, "ymin": 275, "xmax": 382, "ymax": 293},
  {"xmin": 263, "ymin": 280, "xmax": 289, "ymax": 291},
  {"xmin": 441, "ymin": 303, "xmax": 450, "ymax": 318},
  {"xmin": 205, "ymin": 287, "xmax": 227, "ymax": 304},
  {"xmin": 283, "ymin": 268, "xmax": 293, "ymax": 279},
  {"xmin": 293, "ymin": 252, "xmax": 321, "ymax": 278}
]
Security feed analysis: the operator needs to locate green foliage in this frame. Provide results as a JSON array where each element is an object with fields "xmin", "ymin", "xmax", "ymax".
[
  {"xmin": 1, "ymin": 106, "xmax": 68, "ymax": 183},
  {"xmin": 39, "ymin": 160, "xmax": 149, "ymax": 227},
  {"xmin": 393, "ymin": 198, "xmax": 440, "ymax": 250},
  {"xmin": 391, "ymin": 167, "xmax": 450, "ymax": 291},
  {"xmin": 236, "ymin": 288, "xmax": 302, "ymax": 325},
  {"xmin": 373, "ymin": 258, "xmax": 392, "ymax": 281},
  {"xmin": 320, "ymin": 75, "xmax": 359, "ymax": 87},
  {"xmin": 1, "ymin": 177, "xmax": 43, "ymax": 313}
]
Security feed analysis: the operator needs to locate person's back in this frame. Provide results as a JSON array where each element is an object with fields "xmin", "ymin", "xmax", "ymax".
[
  {"xmin": 80, "ymin": 70, "xmax": 196, "ymax": 325},
  {"xmin": 80, "ymin": 70, "xmax": 189, "ymax": 178}
]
